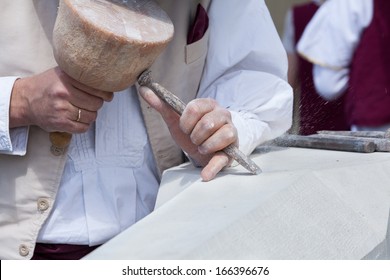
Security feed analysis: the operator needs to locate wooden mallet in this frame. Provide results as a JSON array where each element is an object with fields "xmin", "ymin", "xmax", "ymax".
[{"xmin": 50, "ymin": 0, "xmax": 174, "ymax": 155}]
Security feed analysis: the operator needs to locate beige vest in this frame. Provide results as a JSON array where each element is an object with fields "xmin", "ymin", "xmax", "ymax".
[{"xmin": 0, "ymin": 0, "xmax": 211, "ymax": 259}]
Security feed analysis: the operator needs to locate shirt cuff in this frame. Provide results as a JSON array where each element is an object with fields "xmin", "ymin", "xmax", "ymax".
[
  {"xmin": 230, "ymin": 110, "xmax": 257, "ymax": 156},
  {"xmin": 0, "ymin": 76, "xmax": 29, "ymax": 155}
]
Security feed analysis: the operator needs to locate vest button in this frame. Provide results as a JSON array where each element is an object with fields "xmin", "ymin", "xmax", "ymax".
[
  {"xmin": 37, "ymin": 198, "xmax": 50, "ymax": 212},
  {"xmin": 19, "ymin": 244, "xmax": 30, "ymax": 257}
]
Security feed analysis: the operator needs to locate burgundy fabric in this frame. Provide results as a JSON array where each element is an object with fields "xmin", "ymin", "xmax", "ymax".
[
  {"xmin": 293, "ymin": 3, "xmax": 349, "ymax": 135},
  {"xmin": 187, "ymin": 4, "xmax": 209, "ymax": 44},
  {"xmin": 347, "ymin": 0, "xmax": 390, "ymax": 126},
  {"xmin": 31, "ymin": 243, "xmax": 100, "ymax": 260}
]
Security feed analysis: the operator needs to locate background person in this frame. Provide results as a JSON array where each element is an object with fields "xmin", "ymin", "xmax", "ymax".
[
  {"xmin": 282, "ymin": 0, "xmax": 349, "ymax": 135},
  {"xmin": 297, "ymin": 0, "xmax": 390, "ymax": 131}
]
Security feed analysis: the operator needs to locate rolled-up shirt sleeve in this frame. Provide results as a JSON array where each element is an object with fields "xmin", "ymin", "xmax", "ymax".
[
  {"xmin": 0, "ymin": 76, "xmax": 29, "ymax": 155},
  {"xmin": 297, "ymin": 0, "xmax": 373, "ymax": 99},
  {"xmin": 198, "ymin": 0, "xmax": 293, "ymax": 155}
]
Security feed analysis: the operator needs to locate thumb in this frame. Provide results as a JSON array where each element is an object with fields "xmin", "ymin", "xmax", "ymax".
[
  {"xmin": 138, "ymin": 86, "xmax": 180, "ymax": 122},
  {"xmin": 139, "ymin": 86, "xmax": 163, "ymax": 111}
]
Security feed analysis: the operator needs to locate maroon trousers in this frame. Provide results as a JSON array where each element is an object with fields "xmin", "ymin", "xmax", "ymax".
[{"xmin": 31, "ymin": 243, "xmax": 100, "ymax": 260}]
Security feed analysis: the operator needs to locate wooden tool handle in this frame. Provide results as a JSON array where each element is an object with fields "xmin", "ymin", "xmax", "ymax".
[{"xmin": 49, "ymin": 131, "xmax": 72, "ymax": 156}]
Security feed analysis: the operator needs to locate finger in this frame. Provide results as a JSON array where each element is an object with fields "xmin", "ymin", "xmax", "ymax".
[
  {"xmin": 201, "ymin": 151, "xmax": 230, "ymax": 182},
  {"xmin": 189, "ymin": 108, "xmax": 233, "ymax": 146},
  {"xmin": 57, "ymin": 68, "xmax": 114, "ymax": 102},
  {"xmin": 49, "ymin": 114, "xmax": 90, "ymax": 134},
  {"xmin": 139, "ymin": 86, "xmax": 179, "ymax": 124},
  {"xmin": 70, "ymin": 107, "xmax": 97, "ymax": 125},
  {"xmin": 73, "ymin": 83, "xmax": 114, "ymax": 102},
  {"xmin": 51, "ymin": 106, "xmax": 96, "ymax": 134},
  {"xmin": 197, "ymin": 124, "xmax": 238, "ymax": 155},
  {"xmin": 68, "ymin": 122, "xmax": 91, "ymax": 134},
  {"xmin": 67, "ymin": 89, "xmax": 106, "ymax": 112},
  {"xmin": 55, "ymin": 73, "xmax": 108, "ymax": 112},
  {"xmin": 180, "ymin": 98, "xmax": 218, "ymax": 134}
]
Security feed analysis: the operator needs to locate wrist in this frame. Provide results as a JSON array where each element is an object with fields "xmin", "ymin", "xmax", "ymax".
[{"xmin": 9, "ymin": 78, "xmax": 31, "ymax": 128}]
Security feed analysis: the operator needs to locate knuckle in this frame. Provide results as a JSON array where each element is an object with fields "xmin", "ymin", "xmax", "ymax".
[
  {"xmin": 179, "ymin": 121, "xmax": 191, "ymax": 135},
  {"xmin": 217, "ymin": 107, "xmax": 232, "ymax": 121},
  {"xmin": 199, "ymin": 118, "xmax": 215, "ymax": 131},
  {"xmin": 186, "ymin": 101, "xmax": 202, "ymax": 115},
  {"xmin": 223, "ymin": 109, "xmax": 232, "ymax": 120},
  {"xmin": 190, "ymin": 134, "xmax": 201, "ymax": 146},
  {"xmin": 52, "ymin": 101, "xmax": 66, "ymax": 112},
  {"xmin": 207, "ymin": 98, "xmax": 218, "ymax": 106},
  {"xmin": 225, "ymin": 125, "xmax": 238, "ymax": 142},
  {"xmin": 51, "ymin": 86, "xmax": 69, "ymax": 100}
]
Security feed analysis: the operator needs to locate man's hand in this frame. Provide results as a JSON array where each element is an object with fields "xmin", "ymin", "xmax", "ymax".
[
  {"xmin": 9, "ymin": 67, "xmax": 113, "ymax": 133},
  {"xmin": 139, "ymin": 86, "xmax": 238, "ymax": 181}
]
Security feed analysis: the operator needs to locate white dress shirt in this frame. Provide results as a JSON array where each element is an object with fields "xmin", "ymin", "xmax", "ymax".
[
  {"xmin": 297, "ymin": 0, "xmax": 373, "ymax": 100},
  {"xmin": 0, "ymin": 0, "xmax": 292, "ymax": 245}
]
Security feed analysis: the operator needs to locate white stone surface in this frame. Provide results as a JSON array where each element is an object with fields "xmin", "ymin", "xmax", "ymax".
[{"xmin": 85, "ymin": 147, "xmax": 390, "ymax": 259}]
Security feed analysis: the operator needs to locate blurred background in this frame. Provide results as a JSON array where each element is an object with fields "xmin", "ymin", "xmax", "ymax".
[
  {"xmin": 266, "ymin": 0, "xmax": 313, "ymax": 134},
  {"xmin": 266, "ymin": 0, "xmax": 307, "ymax": 36}
]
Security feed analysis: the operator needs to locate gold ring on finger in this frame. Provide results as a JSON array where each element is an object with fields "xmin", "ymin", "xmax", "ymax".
[{"xmin": 76, "ymin": 108, "xmax": 82, "ymax": 122}]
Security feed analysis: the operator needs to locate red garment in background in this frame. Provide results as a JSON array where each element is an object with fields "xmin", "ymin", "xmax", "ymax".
[
  {"xmin": 293, "ymin": 3, "xmax": 349, "ymax": 135},
  {"xmin": 347, "ymin": 0, "xmax": 390, "ymax": 127}
]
